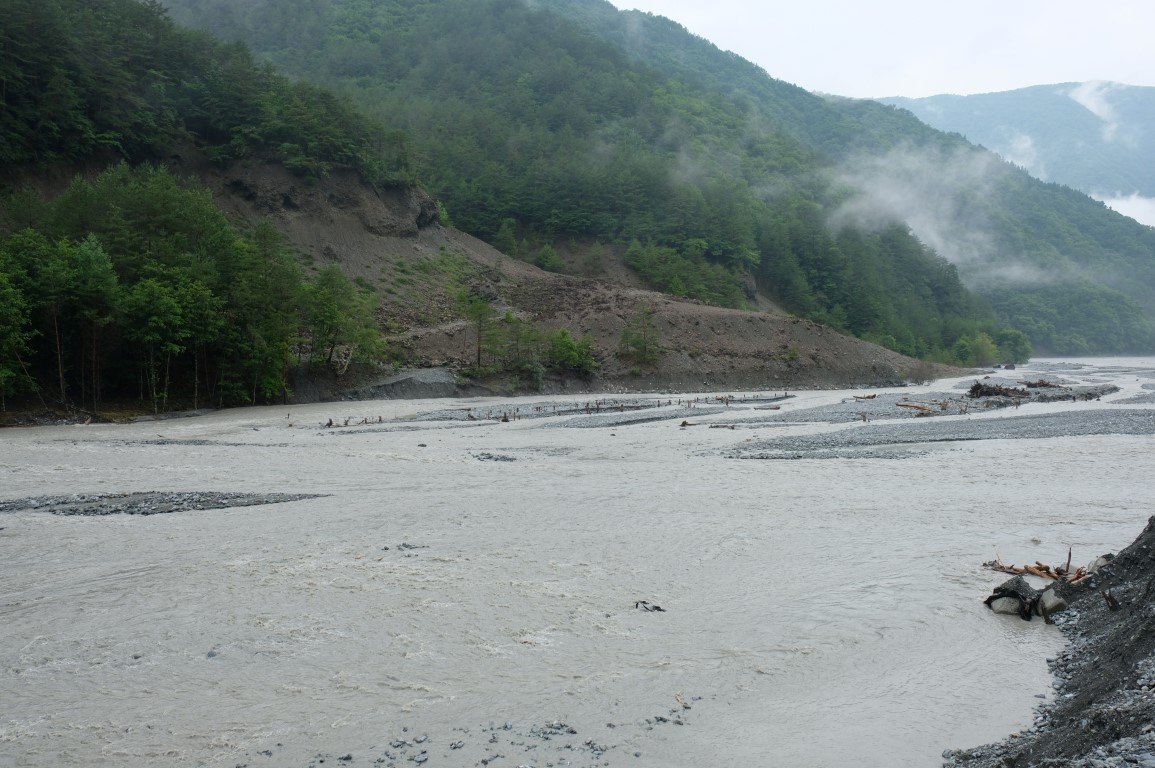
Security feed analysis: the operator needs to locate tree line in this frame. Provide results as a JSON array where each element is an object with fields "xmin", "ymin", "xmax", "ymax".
[
  {"xmin": 0, "ymin": 164, "xmax": 382, "ymax": 411},
  {"xmin": 0, "ymin": 0, "xmax": 412, "ymax": 185}
]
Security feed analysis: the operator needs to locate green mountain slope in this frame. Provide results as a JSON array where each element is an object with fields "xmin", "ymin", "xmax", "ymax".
[
  {"xmin": 0, "ymin": 0, "xmax": 403, "ymax": 409},
  {"xmin": 540, "ymin": 1, "xmax": 1155, "ymax": 355},
  {"xmin": 158, "ymin": 0, "xmax": 1155, "ymax": 355},
  {"xmin": 879, "ymin": 83, "xmax": 1155, "ymax": 198},
  {"xmin": 153, "ymin": 0, "xmax": 1011, "ymax": 360}
]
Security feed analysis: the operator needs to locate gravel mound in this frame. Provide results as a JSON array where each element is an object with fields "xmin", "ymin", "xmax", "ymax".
[
  {"xmin": 558, "ymin": 406, "xmax": 726, "ymax": 429},
  {"xmin": 728, "ymin": 409, "xmax": 1155, "ymax": 459},
  {"xmin": 0, "ymin": 492, "xmax": 327, "ymax": 516}
]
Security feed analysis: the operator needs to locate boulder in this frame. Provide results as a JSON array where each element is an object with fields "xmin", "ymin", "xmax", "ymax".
[
  {"xmin": 984, "ymin": 575, "xmax": 1041, "ymax": 621},
  {"xmin": 988, "ymin": 596, "xmax": 1027, "ymax": 616},
  {"xmin": 1037, "ymin": 586, "xmax": 1068, "ymax": 623}
]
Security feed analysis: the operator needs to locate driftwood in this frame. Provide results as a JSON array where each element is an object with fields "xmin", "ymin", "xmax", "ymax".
[
  {"xmin": 968, "ymin": 381, "xmax": 1029, "ymax": 399},
  {"xmin": 1022, "ymin": 379, "xmax": 1061, "ymax": 389},
  {"xmin": 753, "ymin": 405, "xmax": 781, "ymax": 411},
  {"xmin": 983, "ymin": 546, "xmax": 1091, "ymax": 585},
  {"xmin": 853, "ymin": 394, "xmax": 878, "ymax": 401}
]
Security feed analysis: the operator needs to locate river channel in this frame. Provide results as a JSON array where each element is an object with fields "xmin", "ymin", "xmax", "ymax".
[{"xmin": 2, "ymin": 358, "xmax": 1153, "ymax": 767}]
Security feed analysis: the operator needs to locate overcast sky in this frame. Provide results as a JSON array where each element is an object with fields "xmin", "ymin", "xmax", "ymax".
[{"xmin": 607, "ymin": 1, "xmax": 1155, "ymax": 98}]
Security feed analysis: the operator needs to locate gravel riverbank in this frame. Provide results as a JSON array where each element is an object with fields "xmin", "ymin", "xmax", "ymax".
[
  {"xmin": 726, "ymin": 408, "xmax": 1155, "ymax": 460},
  {"xmin": 945, "ymin": 516, "xmax": 1155, "ymax": 768}
]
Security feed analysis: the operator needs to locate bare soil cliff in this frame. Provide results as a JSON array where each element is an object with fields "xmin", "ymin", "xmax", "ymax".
[{"xmin": 185, "ymin": 157, "xmax": 941, "ymax": 396}]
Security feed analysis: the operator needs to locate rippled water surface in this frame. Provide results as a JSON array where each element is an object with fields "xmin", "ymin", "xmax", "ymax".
[{"xmin": 2, "ymin": 358, "xmax": 1154, "ymax": 767}]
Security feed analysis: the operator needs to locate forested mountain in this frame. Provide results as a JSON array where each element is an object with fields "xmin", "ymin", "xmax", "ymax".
[
  {"xmin": 156, "ymin": 0, "xmax": 1155, "ymax": 357},
  {"xmin": 3, "ymin": 0, "xmax": 1154, "ymax": 417},
  {"xmin": 880, "ymin": 83, "xmax": 1155, "ymax": 199},
  {"xmin": 152, "ymin": 0, "xmax": 1009, "ymax": 360},
  {"xmin": 0, "ymin": 0, "xmax": 403, "ymax": 410}
]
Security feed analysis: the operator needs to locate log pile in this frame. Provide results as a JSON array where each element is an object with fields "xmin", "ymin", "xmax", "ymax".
[
  {"xmin": 967, "ymin": 381, "xmax": 1030, "ymax": 399},
  {"xmin": 982, "ymin": 547, "xmax": 1092, "ymax": 585},
  {"xmin": 895, "ymin": 399, "xmax": 956, "ymax": 416}
]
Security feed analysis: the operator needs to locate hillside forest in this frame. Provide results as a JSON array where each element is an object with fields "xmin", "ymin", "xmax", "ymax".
[
  {"xmin": 159, "ymin": 0, "xmax": 1155, "ymax": 352},
  {"xmin": 2, "ymin": 0, "xmax": 1152, "ymax": 411}
]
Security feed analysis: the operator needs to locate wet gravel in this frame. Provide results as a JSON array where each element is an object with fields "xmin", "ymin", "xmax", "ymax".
[
  {"xmin": 0, "ymin": 492, "xmax": 327, "ymax": 516},
  {"xmin": 727, "ymin": 408, "xmax": 1155, "ymax": 460},
  {"xmin": 396, "ymin": 394, "xmax": 785, "ymax": 424},
  {"xmin": 265, "ymin": 699, "xmax": 702, "ymax": 768}
]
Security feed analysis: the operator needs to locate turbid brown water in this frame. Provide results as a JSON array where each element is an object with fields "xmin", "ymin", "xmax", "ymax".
[{"xmin": 1, "ymin": 358, "xmax": 1153, "ymax": 767}]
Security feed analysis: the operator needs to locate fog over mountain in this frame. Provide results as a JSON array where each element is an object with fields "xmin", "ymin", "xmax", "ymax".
[{"xmin": 881, "ymin": 82, "xmax": 1155, "ymax": 226}]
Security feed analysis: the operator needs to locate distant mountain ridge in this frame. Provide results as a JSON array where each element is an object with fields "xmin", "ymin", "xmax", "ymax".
[{"xmin": 879, "ymin": 82, "xmax": 1155, "ymax": 199}]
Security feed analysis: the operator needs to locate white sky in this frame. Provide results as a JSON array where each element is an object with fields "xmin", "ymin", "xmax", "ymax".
[{"xmin": 607, "ymin": 1, "xmax": 1155, "ymax": 98}]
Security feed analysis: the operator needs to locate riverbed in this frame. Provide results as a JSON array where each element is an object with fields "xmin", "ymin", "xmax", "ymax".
[{"xmin": 2, "ymin": 358, "xmax": 1153, "ymax": 767}]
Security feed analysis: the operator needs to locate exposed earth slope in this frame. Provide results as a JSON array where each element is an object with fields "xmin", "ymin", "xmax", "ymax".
[{"xmin": 188, "ymin": 154, "xmax": 922, "ymax": 396}]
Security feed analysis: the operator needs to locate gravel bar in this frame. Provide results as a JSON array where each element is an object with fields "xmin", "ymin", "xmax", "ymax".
[
  {"xmin": 0, "ymin": 492, "xmax": 328, "ymax": 516},
  {"xmin": 728, "ymin": 408, "xmax": 1155, "ymax": 459}
]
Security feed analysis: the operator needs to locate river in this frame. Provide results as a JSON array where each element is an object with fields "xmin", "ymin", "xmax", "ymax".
[{"xmin": 2, "ymin": 358, "xmax": 1153, "ymax": 767}]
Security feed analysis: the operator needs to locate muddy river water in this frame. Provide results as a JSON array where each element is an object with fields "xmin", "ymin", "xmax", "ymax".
[{"xmin": 2, "ymin": 358, "xmax": 1154, "ymax": 767}]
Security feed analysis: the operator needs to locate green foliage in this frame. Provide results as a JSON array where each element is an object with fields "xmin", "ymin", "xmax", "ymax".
[
  {"xmin": 493, "ymin": 219, "xmax": 519, "ymax": 257},
  {"xmin": 455, "ymin": 290, "xmax": 498, "ymax": 368},
  {"xmin": 0, "ymin": 0, "xmax": 412, "ymax": 185},
  {"xmin": 11, "ymin": 0, "xmax": 1150, "ymax": 378},
  {"xmin": 0, "ymin": 258, "xmax": 35, "ymax": 405},
  {"xmin": 994, "ymin": 328, "xmax": 1032, "ymax": 364},
  {"xmin": 437, "ymin": 201, "xmax": 453, "ymax": 228},
  {"xmin": 453, "ymin": 306, "xmax": 597, "ymax": 387},
  {"xmin": 156, "ymin": 0, "xmax": 1040, "ymax": 356},
  {"xmin": 301, "ymin": 264, "xmax": 385, "ymax": 368},
  {"xmin": 624, "ymin": 239, "xmax": 746, "ymax": 307},
  {"xmin": 535, "ymin": 244, "xmax": 566, "ymax": 274},
  {"xmin": 949, "ymin": 331, "xmax": 1002, "ymax": 367},
  {"xmin": 970, "ymin": 332, "xmax": 1000, "ymax": 367},
  {"xmin": 618, "ymin": 305, "xmax": 661, "ymax": 364},
  {"xmin": 0, "ymin": 164, "xmax": 387, "ymax": 409},
  {"xmin": 987, "ymin": 281, "xmax": 1155, "ymax": 355},
  {"xmin": 544, "ymin": 329, "xmax": 597, "ymax": 376}
]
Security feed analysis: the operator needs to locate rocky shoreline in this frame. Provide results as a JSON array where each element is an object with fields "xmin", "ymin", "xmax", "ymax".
[{"xmin": 945, "ymin": 516, "xmax": 1155, "ymax": 768}]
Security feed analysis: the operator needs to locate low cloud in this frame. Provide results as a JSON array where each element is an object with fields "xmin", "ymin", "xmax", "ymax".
[
  {"xmin": 1068, "ymin": 81, "xmax": 1123, "ymax": 143},
  {"xmin": 997, "ymin": 132, "xmax": 1047, "ymax": 180},
  {"xmin": 830, "ymin": 145, "xmax": 995, "ymax": 266},
  {"xmin": 1096, "ymin": 193, "xmax": 1155, "ymax": 228},
  {"xmin": 828, "ymin": 145, "xmax": 1056, "ymax": 288}
]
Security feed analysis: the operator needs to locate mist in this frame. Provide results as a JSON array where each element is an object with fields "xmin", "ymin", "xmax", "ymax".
[
  {"xmin": 1098, "ymin": 193, "xmax": 1155, "ymax": 228},
  {"xmin": 827, "ymin": 145, "xmax": 1022, "ymax": 283}
]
